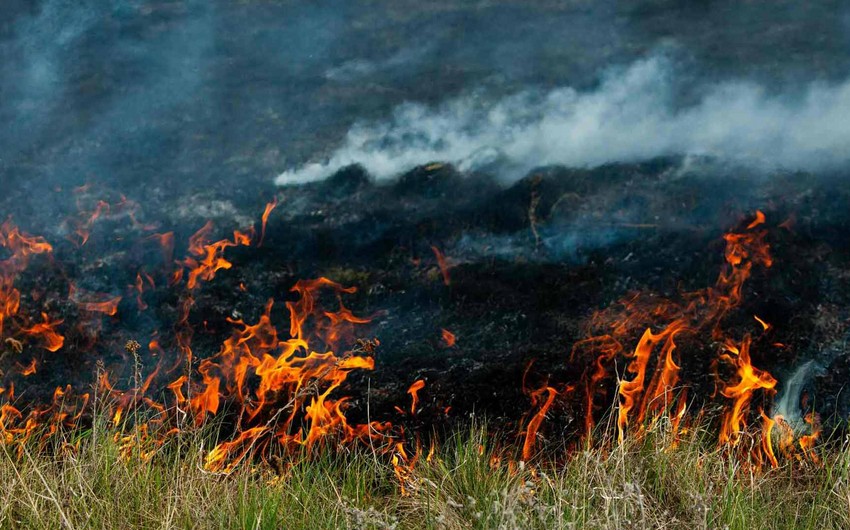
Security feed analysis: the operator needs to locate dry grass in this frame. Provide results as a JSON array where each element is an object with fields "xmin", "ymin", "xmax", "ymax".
[{"xmin": 0, "ymin": 415, "xmax": 847, "ymax": 529}]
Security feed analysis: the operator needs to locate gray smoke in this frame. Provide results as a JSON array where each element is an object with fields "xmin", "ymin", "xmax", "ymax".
[{"xmin": 277, "ymin": 55, "xmax": 850, "ymax": 186}]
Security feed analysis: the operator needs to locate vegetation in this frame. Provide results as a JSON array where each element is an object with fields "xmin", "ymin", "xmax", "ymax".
[{"xmin": 0, "ymin": 413, "xmax": 846, "ymax": 530}]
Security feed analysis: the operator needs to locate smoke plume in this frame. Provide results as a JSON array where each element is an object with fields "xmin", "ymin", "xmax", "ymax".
[{"xmin": 277, "ymin": 55, "xmax": 850, "ymax": 186}]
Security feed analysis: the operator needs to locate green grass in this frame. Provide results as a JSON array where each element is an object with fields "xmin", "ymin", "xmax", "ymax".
[{"xmin": 0, "ymin": 416, "xmax": 847, "ymax": 529}]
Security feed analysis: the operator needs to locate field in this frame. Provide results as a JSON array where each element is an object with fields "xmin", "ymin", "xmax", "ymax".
[{"xmin": 0, "ymin": 412, "xmax": 845, "ymax": 530}]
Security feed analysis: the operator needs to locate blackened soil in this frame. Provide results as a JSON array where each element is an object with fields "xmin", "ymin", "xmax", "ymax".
[{"xmin": 4, "ymin": 159, "xmax": 850, "ymax": 445}]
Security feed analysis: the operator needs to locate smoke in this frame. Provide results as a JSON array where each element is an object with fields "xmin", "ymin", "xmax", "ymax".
[
  {"xmin": 324, "ymin": 44, "xmax": 434, "ymax": 83},
  {"xmin": 774, "ymin": 360, "xmax": 816, "ymax": 426},
  {"xmin": 276, "ymin": 55, "xmax": 850, "ymax": 186},
  {"xmin": 0, "ymin": 1, "xmax": 98, "ymax": 154}
]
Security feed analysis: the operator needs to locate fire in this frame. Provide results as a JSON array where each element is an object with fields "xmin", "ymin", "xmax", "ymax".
[
  {"xmin": 521, "ymin": 385, "xmax": 557, "ymax": 461},
  {"xmin": 407, "ymin": 380, "xmax": 425, "ymax": 414},
  {"xmin": 258, "ymin": 197, "xmax": 278, "ymax": 247},
  {"xmin": 146, "ymin": 231, "xmax": 175, "ymax": 263},
  {"xmin": 441, "ymin": 328, "xmax": 456, "ymax": 347},
  {"xmin": 717, "ymin": 335, "xmax": 777, "ymax": 447},
  {"xmin": 747, "ymin": 210, "xmax": 766, "ymax": 229},
  {"xmin": 66, "ymin": 193, "xmax": 155, "ymax": 246},
  {"xmin": 132, "ymin": 272, "xmax": 155, "ymax": 311},
  {"xmin": 177, "ymin": 278, "xmax": 388, "ymax": 470},
  {"xmin": 0, "ymin": 221, "xmax": 53, "ymax": 338},
  {"xmin": 0, "ymin": 210, "xmax": 403, "ymax": 473},
  {"xmin": 71, "ymin": 199, "xmax": 110, "ymax": 246},
  {"xmin": 18, "ymin": 359, "xmax": 36, "ymax": 377},
  {"xmin": 0, "ymin": 204, "xmax": 824, "ymax": 483},
  {"xmin": 617, "ymin": 324, "xmax": 685, "ymax": 443},
  {"xmin": 595, "ymin": 211, "xmax": 775, "ymax": 448},
  {"xmin": 182, "ymin": 221, "xmax": 253, "ymax": 289},
  {"xmin": 430, "ymin": 246, "xmax": 452, "ymax": 286},
  {"xmin": 21, "ymin": 313, "xmax": 64, "ymax": 352},
  {"xmin": 760, "ymin": 411, "xmax": 779, "ymax": 468},
  {"xmin": 798, "ymin": 412, "xmax": 821, "ymax": 463},
  {"xmin": 204, "ymin": 426, "xmax": 268, "ymax": 474},
  {"xmin": 515, "ymin": 210, "xmax": 818, "ymax": 466}
]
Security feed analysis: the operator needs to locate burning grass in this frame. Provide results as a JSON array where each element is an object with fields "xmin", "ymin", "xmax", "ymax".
[
  {"xmin": 0, "ymin": 414, "xmax": 847, "ymax": 529},
  {"xmin": 0, "ymin": 190, "xmax": 844, "ymax": 527}
]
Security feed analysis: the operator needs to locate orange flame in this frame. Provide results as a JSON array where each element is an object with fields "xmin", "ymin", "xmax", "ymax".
[
  {"xmin": 182, "ymin": 277, "xmax": 382, "ymax": 471},
  {"xmin": 440, "ymin": 328, "xmax": 456, "ymax": 347},
  {"xmin": 522, "ymin": 386, "xmax": 557, "ymax": 461},
  {"xmin": 18, "ymin": 359, "xmax": 37, "ymax": 377},
  {"xmin": 430, "ymin": 246, "xmax": 452, "ymax": 286},
  {"xmin": 0, "ymin": 208, "xmax": 822, "ymax": 478},
  {"xmin": 563, "ymin": 211, "xmax": 787, "ymax": 460},
  {"xmin": 718, "ymin": 335, "xmax": 777, "ymax": 447},
  {"xmin": 407, "ymin": 380, "xmax": 425, "ymax": 414},
  {"xmin": 183, "ymin": 221, "xmax": 253, "ymax": 289},
  {"xmin": 22, "ymin": 313, "xmax": 64, "ymax": 352},
  {"xmin": 258, "ymin": 197, "xmax": 278, "ymax": 247}
]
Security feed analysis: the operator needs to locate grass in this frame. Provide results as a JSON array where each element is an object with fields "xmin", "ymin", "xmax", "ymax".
[{"xmin": 0, "ymin": 413, "xmax": 847, "ymax": 530}]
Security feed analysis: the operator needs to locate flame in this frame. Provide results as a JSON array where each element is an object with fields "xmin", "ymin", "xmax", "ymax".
[
  {"xmin": 182, "ymin": 278, "xmax": 383, "ymax": 471},
  {"xmin": 22, "ymin": 313, "xmax": 64, "ymax": 352},
  {"xmin": 66, "ymin": 193, "xmax": 155, "ymax": 246},
  {"xmin": 182, "ymin": 221, "xmax": 253, "ymax": 289},
  {"xmin": 205, "ymin": 426, "xmax": 269, "ymax": 474},
  {"xmin": 257, "ymin": 197, "xmax": 278, "ymax": 247},
  {"xmin": 546, "ymin": 211, "xmax": 808, "ymax": 464},
  {"xmin": 72, "ymin": 199, "xmax": 110, "ymax": 246},
  {"xmin": 146, "ymin": 232, "xmax": 175, "ymax": 263},
  {"xmin": 441, "ymin": 328, "xmax": 456, "ymax": 347},
  {"xmin": 0, "ymin": 207, "xmax": 824, "ymax": 479},
  {"xmin": 746, "ymin": 210, "xmax": 766, "ymax": 229},
  {"xmin": 0, "ymin": 221, "xmax": 53, "ymax": 338},
  {"xmin": 132, "ymin": 271, "xmax": 155, "ymax": 311},
  {"xmin": 521, "ymin": 386, "xmax": 557, "ymax": 461},
  {"xmin": 799, "ymin": 412, "xmax": 821, "ymax": 464},
  {"xmin": 571, "ymin": 335, "xmax": 621, "ymax": 438},
  {"xmin": 407, "ymin": 380, "xmax": 425, "ymax": 414},
  {"xmin": 617, "ymin": 324, "xmax": 685, "ymax": 443},
  {"xmin": 0, "ymin": 213, "xmax": 397, "ymax": 473},
  {"xmin": 759, "ymin": 411, "xmax": 779, "ymax": 468},
  {"xmin": 17, "ymin": 359, "xmax": 37, "ymax": 377},
  {"xmin": 430, "ymin": 246, "xmax": 452, "ymax": 286},
  {"xmin": 718, "ymin": 335, "xmax": 777, "ymax": 447}
]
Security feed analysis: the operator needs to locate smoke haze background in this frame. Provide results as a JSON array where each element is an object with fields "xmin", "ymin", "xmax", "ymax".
[{"xmin": 2, "ymin": 0, "xmax": 850, "ymax": 209}]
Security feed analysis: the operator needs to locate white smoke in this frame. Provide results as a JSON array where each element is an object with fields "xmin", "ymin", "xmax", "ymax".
[
  {"xmin": 276, "ymin": 55, "xmax": 850, "ymax": 186},
  {"xmin": 773, "ymin": 360, "xmax": 816, "ymax": 425}
]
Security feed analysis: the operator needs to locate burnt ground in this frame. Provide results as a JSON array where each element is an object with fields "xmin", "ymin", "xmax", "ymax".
[{"xmin": 3, "ymin": 158, "xmax": 850, "ymax": 446}]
